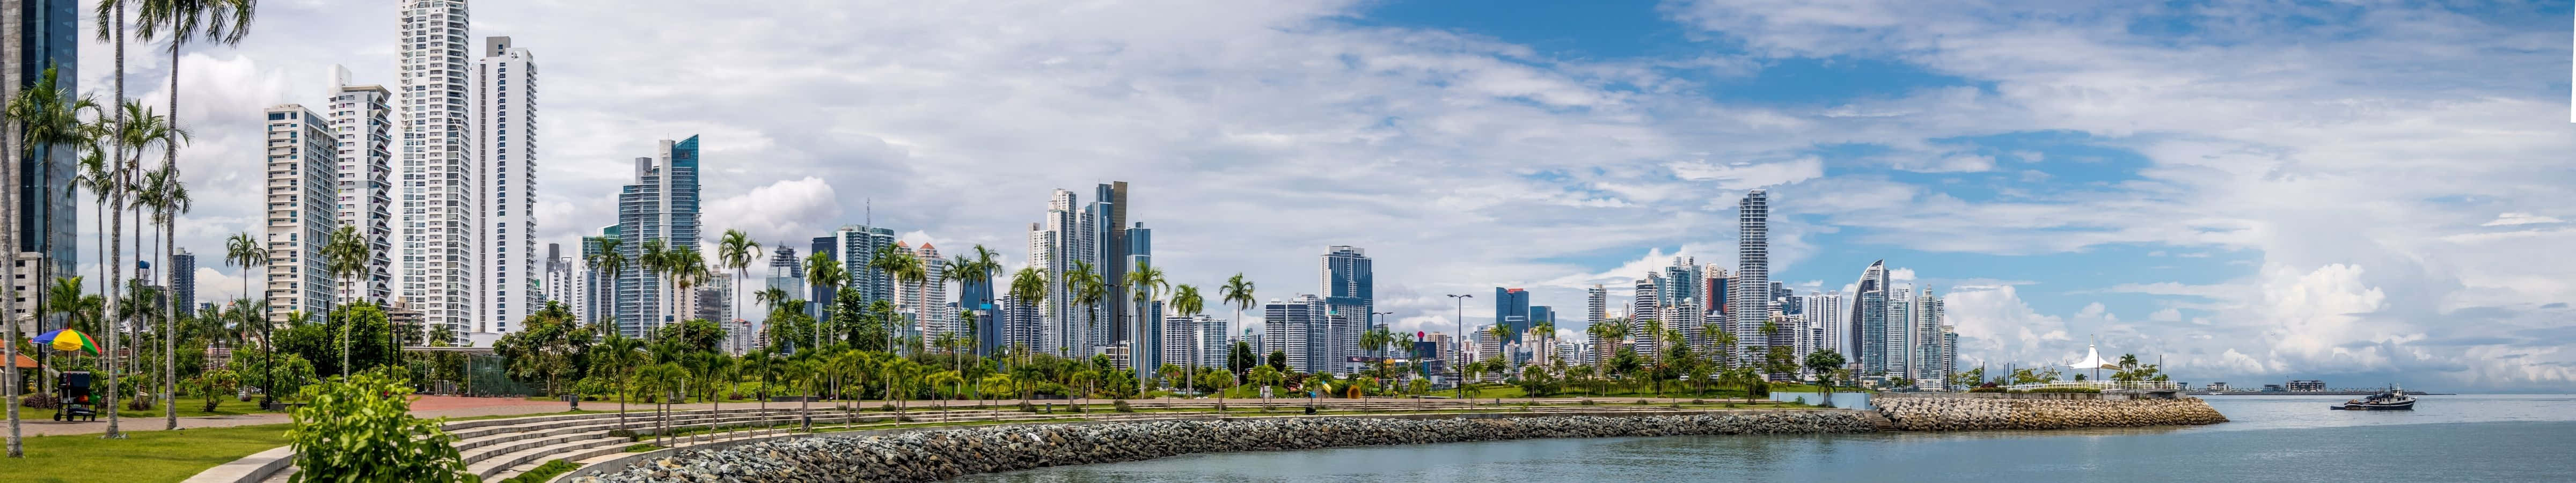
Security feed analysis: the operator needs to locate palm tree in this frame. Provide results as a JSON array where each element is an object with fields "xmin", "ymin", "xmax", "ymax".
[
  {"xmin": 140, "ymin": 164, "xmax": 191, "ymax": 429},
  {"xmin": 1587, "ymin": 317, "xmax": 1624, "ymax": 377},
  {"xmin": 3, "ymin": 65, "xmax": 93, "ymax": 456},
  {"xmin": 1065, "ymin": 260, "xmax": 1102, "ymax": 357},
  {"xmin": 321, "ymin": 225, "xmax": 370, "ymax": 374},
  {"xmin": 716, "ymin": 230, "xmax": 760, "ymax": 334},
  {"xmin": 1169, "ymin": 284, "xmax": 1204, "ymax": 397},
  {"xmin": 801, "ymin": 252, "xmax": 844, "ymax": 349},
  {"xmin": 1005, "ymin": 267, "xmax": 1046, "ymax": 364},
  {"xmin": 595, "ymin": 333, "xmax": 645, "ymax": 431},
  {"xmin": 221, "ymin": 235, "xmax": 268, "ymax": 405},
  {"xmin": 93, "ymin": 101, "xmax": 171, "ymax": 438},
  {"xmin": 667, "ymin": 247, "xmax": 709, "ymax": 327},
  {"xmin": 940, "ymin": 255, "xmax": 979, "ymax": 355},
  {"xmin": 584, "ymin": 237, "xmax": 628, "ymax": 336},
  {"xmin": 1358, "ymin": 326, "xmax": 1393, "ymax": 394},
  {"xmin": 1122, "ymin": 261, "xmax": 1166, "ymax": 394},
  {"xmin": 1218, "ymin": 274, "xmax": 1253, "ymax": 385}
]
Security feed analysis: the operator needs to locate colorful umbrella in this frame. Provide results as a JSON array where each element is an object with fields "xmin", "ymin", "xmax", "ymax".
[{"xmin": 32, "ymin": 328, "xmax": 98, "ymax": 356}]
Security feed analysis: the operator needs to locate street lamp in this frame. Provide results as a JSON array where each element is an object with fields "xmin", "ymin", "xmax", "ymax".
[{"xmin": 1445, "ymin": 294, "xmax": 1472, "ymax": 399}]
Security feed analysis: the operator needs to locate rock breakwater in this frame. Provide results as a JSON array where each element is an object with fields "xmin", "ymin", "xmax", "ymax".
[
  {"xmin": 577, "ymin": 412, "xmax": 1876, "ymax": 482},
  {"xmin": 1874, "ymin": 397, "xmax": 2228, "ymax": 431}
]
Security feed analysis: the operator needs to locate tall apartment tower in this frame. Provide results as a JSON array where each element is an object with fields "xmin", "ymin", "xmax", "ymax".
[
  {"xmin": 1125, "ymin": 223, "xmax": 1157, "ymax": 371},
  {"xmin": 1028, "ymin": 189, "xmax": 1096, "ymax": 357},
  {"xmin": 1810, "ymin": 291, "xmax": 1845, "ymax": 356},
  {"xmin": 540, "ymin": 243, "xmax": 581, "ymax": 323},
  {"xmin": 4, "ymin": 0, "xmax": 80, "ymax": 312},
  {"xmin": 612, "ymin": 137, "xmax": 701, "ymax": 337},
  {"xmin": 477, "ymin": 35, "xmax": 537, "ymax": 334},
  {"xmin": 325, "ymin": 67, "xmax": 394, "ymax": 304},
  {"xmin": 1095, "ymin": 182, "xmax": 1131, "ymax": 349},
  {"xmin": 1320, "ymin": 245, "xmax": 1372, "ymax": 352},
  {"xmin": 894, "ymin": 242, "xmax": 949, "ymax": 339},
  {"xmin": 1491, "ymin": 287, "xmax": 1529, "ymax": 343},
  {"xmin": 263, "ymin": 105, "xmax": 340, "ymax": 324},
  {"xmin": 809, "ymin": 225, "xmax": 895, "ymax": 312},
  {"xmin": 171, "ymin": 249, "xmax": 195, "ymax": 317},
  {"xmin": 1733, "ymin": 189, "xmax": 1770, "ymax": 358},
  {"xmin": 1584, "ymin": 284, "xmax": 1606, "ymax": 366},
  {"xmin": 397, "ymin": 0, "xmax": 476, "ymax": 342},
  {"xmin": 1848, "ymin": 260, "xmax": 1890, "ymax": 374}
]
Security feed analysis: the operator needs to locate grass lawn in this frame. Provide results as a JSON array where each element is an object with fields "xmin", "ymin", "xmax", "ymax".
[
  {"xmin": 0, "ymin": 423, "xmax": 292, "ymax": 483},
  {"xmin": 109, "ymin": 403, "xmax": 286, "ymax": 420}
]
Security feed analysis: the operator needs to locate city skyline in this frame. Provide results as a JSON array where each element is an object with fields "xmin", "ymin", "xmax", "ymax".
[{"xmin": 61, "ymin": 1, "xmax": 2576, "ymax": 390}]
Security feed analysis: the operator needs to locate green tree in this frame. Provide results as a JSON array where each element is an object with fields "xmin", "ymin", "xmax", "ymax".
[
  {"xmin": 803, "ymin": 252, "xmax": 846, "ymax": 350},
  {"xmin": 583, "ymin": 236, "xmax": 627, "ymax": 338},
  {"xmin": 1123, "ymin": 260, "xmax": 1167, "ymax": 394},
  {"xmin": 1067, "ymin": 259, "xmax": 1104, "ymax": 358},
  {"xmin": 716, "ymin": 229, "xmax": 762, "ymax": 333},
  {"xmin": 286, "ymin": 369, "xmax": 470, "ymax": 481},
  {"xmin": 1804, "ymin": 349, "xmax": 1847, "ymax": 402},
  {"xmin": 3, "ymin": 65, "xmax": 96, "ymax": 453},
  {"xmin": 1169, "ymin": 283, "xmax": 1205, "ymax": 396},
  {"xmin": 1005, "ymin": 267, "xmax": 1048, "ymax": 363}
]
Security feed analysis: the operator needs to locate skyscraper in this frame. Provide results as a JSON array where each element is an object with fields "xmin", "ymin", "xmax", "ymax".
[
  {"xmin": 264, "ymin": 104, "xmax": 339, "ymax": 324},
  {"xmin": 1095, "ymin": 182, "xmax": 1130, "ymax": 349},
  {"xmin": 325, "ymin": 67, "xmax": 394, "ymax": 304},
  {"xmin": 810, "ymin": 224, "xmax": 896, "ymax": 314},
  {"xmin": 1848, "ymin": 260, "xmax": 1888, "ymax": 371},
  {"xmin": 1810, "ymin": 291, "xmax": 1845, "ymax": 356},
  {"xmin": 763, "ymin": 244, "xmax": 802, "ymax": 311},
  {"xmin": 1261, "ymin": 295, "xmax": 1327, "ymax": 374},
  {"xmin": 894, "ymin": 242, "xmax": 949, "ymax": 339},
  {"xmin": 1585, "ymin": 284, "xmax": 1606, "ymax": 367},
  {"xmin": 1028, "ymin": 189, "xmax": 1097, "ymax": 357},
  {"xmin": 171, "ymin": 249, "xmax": 195, "ymax": 317},
  {"xmin": 1492, "ymin": 287, "xmax": 1529, "ymax": 343},
  {"xmin": 398, "ymin": 0, "xmax": 477, "ymax": 343},
  {"xmin": 612, "ymin": 137, "xmax": 700, "ymax": 337},
  {"xmin": 477, "ymin": 35, "xmax": 537, "ymax": 335},
  {"xmin": 1733, "ymin": 189, "xmax": 1770, "ymax": 360},
  {"xmin": 4, "ymin": 0, "xmax": 79, "ymax": 305},
  {"xmin": 1125, "ymin": 222, "xmax": 1156, "ymax": 371},
  {"xmin": 1320, "ymin": 245, "xmax": 1371, "ymax": 346},
  {"xmin": 540, "ymin": 243, "xmax": 581, "ymax": 320}
]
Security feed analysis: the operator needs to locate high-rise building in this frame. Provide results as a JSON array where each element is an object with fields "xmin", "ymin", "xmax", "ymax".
[
  {"xmin": 1733, "ymin": 189, "xmax": 1770, "ymax": 359},
  {"xmin": 325, "ymin": 67, "xmax": 393, "ymax": 304},
  {"xmin": 1261, "ymin": 295, "xmax": 1333, "ymax": 374},
  {"xmin": 1095, "ymin": 182, "xmax": 1131, "ymax": 350},
  {"xmin": 5, "ymin": 0, "xmax": 80, "ymax": 315},
  {"xmin": 539, "ymin": 243, "xmax": 580, "ymax": 321},
  {"xmin": 1911, "ymin": 289, "xmax": 1946, "ymax": 382},
  {"xmin": 894, "ymin": 242, "xmax": 950, "ymax": 339},
  {"xmin": 1125, "ymin": 222, "xmax": 1158, "ymax": 371},
  {"xmin": 477, "ymin": 35, "xmax": 537, "ymax": 335},
  {"xmin": 263, "ymin": 104, "xmax": 339, "ymax": 324},
  {"xmin": 1584, "ymin": 284, "xmax": 1606, "ymax": 367},
  {"xmin": 809, "ymin": 224, "xmax": 895, "ymax": 315},
  {"xmin": 579, "ymin": 232, "xmax": 611, "ymax": 324},
  {"xmin": 1198, "ymin": 316, "xmax": 1230, "ymax": 368},
  {"xmin": 1491, "ymin": 287, "xmax": 1529, "ymax": 343},
  {"xmin": 171, "ymin": 249, "xmax": 196, "ymax": 317},
  {"xmin": 762, "ymin": 244, "xmax": 802, "ymax": 314},
  {"xmin": 1886, "ymin": 284, "xmax": 1913, "ymax": 379},
  {"xmin": 1847, "ymin": 260, "xmax": 1888, "ymax": 372},
  {"xmin": 397, "ymin": 0, "xmax": 477, "ymax": 344},
  {"xmin": 1320, "ymin": 245, "xmax": 1371, "ymax": 358},
  {"xmin": 612, "ymin": 137, "xmax": 701, "ymax": 337},
  {"xmin": 1810, "ymin": 291, "xmax": 1845, "ymax": 356},
  {"xmin": 1027, "ymin": 189, "xmax": 1097, "ymax": 357},
  {"xmin": 1630, "ymin": 277, "xmax": 1657, "ymax": 358}
]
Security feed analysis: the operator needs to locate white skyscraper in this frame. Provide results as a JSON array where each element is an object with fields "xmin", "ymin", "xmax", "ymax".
[
  {"xmin": 1810, "ymin": 291, "xmax": 1845, "ymax": 356},
  {"xmin": 1585, "ymin": 284, "xmax": 1606, "ymax": 367},
  {"xmin": 1733, "ymin": 189, "xmax": 1770, "ymax": 360},
  {"xmin": 264, "ymin": 104, "xmax": 339, "ymax": 324},
  {"xmin": 326, "ymin": 68, "xmax": 393, "ymax": 304},
  {"xmin": 398, "ymin": 0, "xmax": 476, "ymax": 343},
  {"xmin": 1026, "ymin": 189, "xmax": 1101, "ymax": 357},
  {"xmin": 540, "ymin": 243, "xmax": 581, "ymax": 323},
  {"xmin": 477, "ymin": 35, "xmax": 537, "ymax": 335}
]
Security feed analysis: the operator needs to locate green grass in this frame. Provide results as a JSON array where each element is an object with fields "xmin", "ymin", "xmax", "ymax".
[
  {"xmin": 107, "ymin": 404, "xmax": 287, "ymax": 420},
  {"xmin": 0, "ymin": 423, "xmax": 292, "ymax": 483},
  {"xmin": 500, "ymin": 459, "xmax": 580, "ymax": 483},
  {"xmin": 623, "ymin": 443, "xmax": 661, "ymax": 452}
]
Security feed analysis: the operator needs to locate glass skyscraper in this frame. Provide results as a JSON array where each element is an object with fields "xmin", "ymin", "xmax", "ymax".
[{"xmin": 612, "ymin": 136, "xmax": 700, "ymax": 337}]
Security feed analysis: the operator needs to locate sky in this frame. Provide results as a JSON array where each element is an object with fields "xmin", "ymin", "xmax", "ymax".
[{"xmin": 72, "ymin": 0, "xmax": 2576, "ymax": 390}]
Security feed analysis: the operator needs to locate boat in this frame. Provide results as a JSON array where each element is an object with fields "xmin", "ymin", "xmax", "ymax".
[{"xmin": 2329, "ymin": 385, "xmax": 2416, "ymax": 411}]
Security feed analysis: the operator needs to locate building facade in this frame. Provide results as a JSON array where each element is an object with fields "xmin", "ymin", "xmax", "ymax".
[
  {"xmin": 611, "ymin": 136, "xmax": 700, "ymax": 337},
  {"xmin": 1733, "ymin": 189, "xmax": 1771, "ymax": 359},
  {"xmin": 264, "ymin": 104, "xmax": 339, "ymax": 324},
  {"xmin": 171, "ymin": 249, "xmax": 195, "ymax": 317},
  {"xmin": 4, "ymin": 0, "xmax": 80, "ymax": 311},
  {"xmin": 477, "ymin": 35, "xmax": 537, "ymax": 335},
  {"xmin": 1320, "ymin": 245, "xmax": 1371, "ymax": 356},
  {"xmin": 325, "ymin": 67, "xmax": 394, "ymax": 305},
  {"xmin": 397, "ymin": 0, "xmax": 477, "ymax": 343}
]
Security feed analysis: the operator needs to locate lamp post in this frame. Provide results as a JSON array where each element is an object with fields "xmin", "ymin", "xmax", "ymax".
[{"xmin": 1444, "ymin": 294, "xmax": 1470, "ymax": 399}]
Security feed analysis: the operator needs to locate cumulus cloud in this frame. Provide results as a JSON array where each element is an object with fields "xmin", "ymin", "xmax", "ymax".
[{"xmin": 2482, "ymin": 213, "xmax": 2564, "ymax": 226}]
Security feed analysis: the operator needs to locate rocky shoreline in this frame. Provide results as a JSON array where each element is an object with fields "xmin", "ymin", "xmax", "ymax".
[
  {"xmin": 1874, "ymin": 397, "xmax": 2229, "ymax": 431},
  {"xmin": 576, "ymin": 412, "xmax": 1878, "ymax": 482}
]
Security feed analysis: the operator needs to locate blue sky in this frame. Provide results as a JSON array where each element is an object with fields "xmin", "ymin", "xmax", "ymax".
[{"xmin": 114, "ymin": 0, "xmax": 2576, "ymax": 390}]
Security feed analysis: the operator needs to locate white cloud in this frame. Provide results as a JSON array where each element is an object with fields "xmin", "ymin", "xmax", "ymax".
[
  {"xmin": 2481, "ymin": 213, "xmax": 2564, "ymax": 226},
  {"xmin": 1887, "ymin": 267, "xmax": 1915, "ymax": 281}
]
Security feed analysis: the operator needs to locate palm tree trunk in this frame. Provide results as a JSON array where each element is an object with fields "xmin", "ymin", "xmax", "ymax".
[
  {"xmin": 5, "ymin": 122, "xmax": 24, "ymax": 457},
  {"xmin": 163, "ymin": 211, "xmax": 177, "ymax": 429}
]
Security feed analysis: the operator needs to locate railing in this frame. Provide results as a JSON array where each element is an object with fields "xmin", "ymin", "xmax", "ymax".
[{"xmin": 2003, "ymin": 380, "xmax": 2182, "ymax": 392}]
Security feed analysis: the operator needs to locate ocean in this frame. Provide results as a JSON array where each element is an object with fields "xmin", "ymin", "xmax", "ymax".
[{"xmin": 954, "ymin": 394, "xmax": 2576, "ymax": 482}]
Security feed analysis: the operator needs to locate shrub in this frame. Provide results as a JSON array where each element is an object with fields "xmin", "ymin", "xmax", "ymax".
[
  {"xmin": 1579, "ymin": 399, "xmax": 1596, "ymax": 406},
  {"xmin": 1111, "ymin": 400, "xmax": 1135, "ymax": 413},
  {"xmin": 20, "ymin": 393, "xmax": 57, "ymax": 409},
  {"xmin": 1018, "ymin": 401, "xmax": 1036, "ymax": 413},
  {"xmin": 287, "ymin": 368, "xmax": 472, "ymax": 482},
  {"xmin": 191, "ymin": 370, "xmax": 241, "ymax": 413},
  {"xmin": 1634, "ymin": 399, "xmax": 1650, "ymax": 405},
  {"xmin": 500, "ymin": 459, "xmax": 580, "ymax": 483},
  {"xmin": 1724, "ymin": 403, "xmax": 1740, "ymax": 408},
  {"xmin": 1967, "ymin": 386, "xmax": 2009, "ymax": 393},
  {"xmin": 2022, "ymin": 387, "xmax": 2102, "ymax": 393},
  {"xmin": 1691, "ymin": 399, "xmax": 1707, "ymax": 405},
  {"xmin": 1791, "ymin": 397, "xmax": 1806, "ymax": 405},
  {"xmin": 623, "ymin": 443, "xmax": 660, "ymax": 453}
]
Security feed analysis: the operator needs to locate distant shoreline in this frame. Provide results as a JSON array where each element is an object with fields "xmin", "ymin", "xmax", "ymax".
[{"xmin": 2194, "ymin": 391, "xmax": 2455, "ymax": 396}]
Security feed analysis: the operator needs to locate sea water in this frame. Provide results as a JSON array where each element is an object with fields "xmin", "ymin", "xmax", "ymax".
[{"xmin": 955, "ymin": 394, "xmax": 2576, "ymax": 482}]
